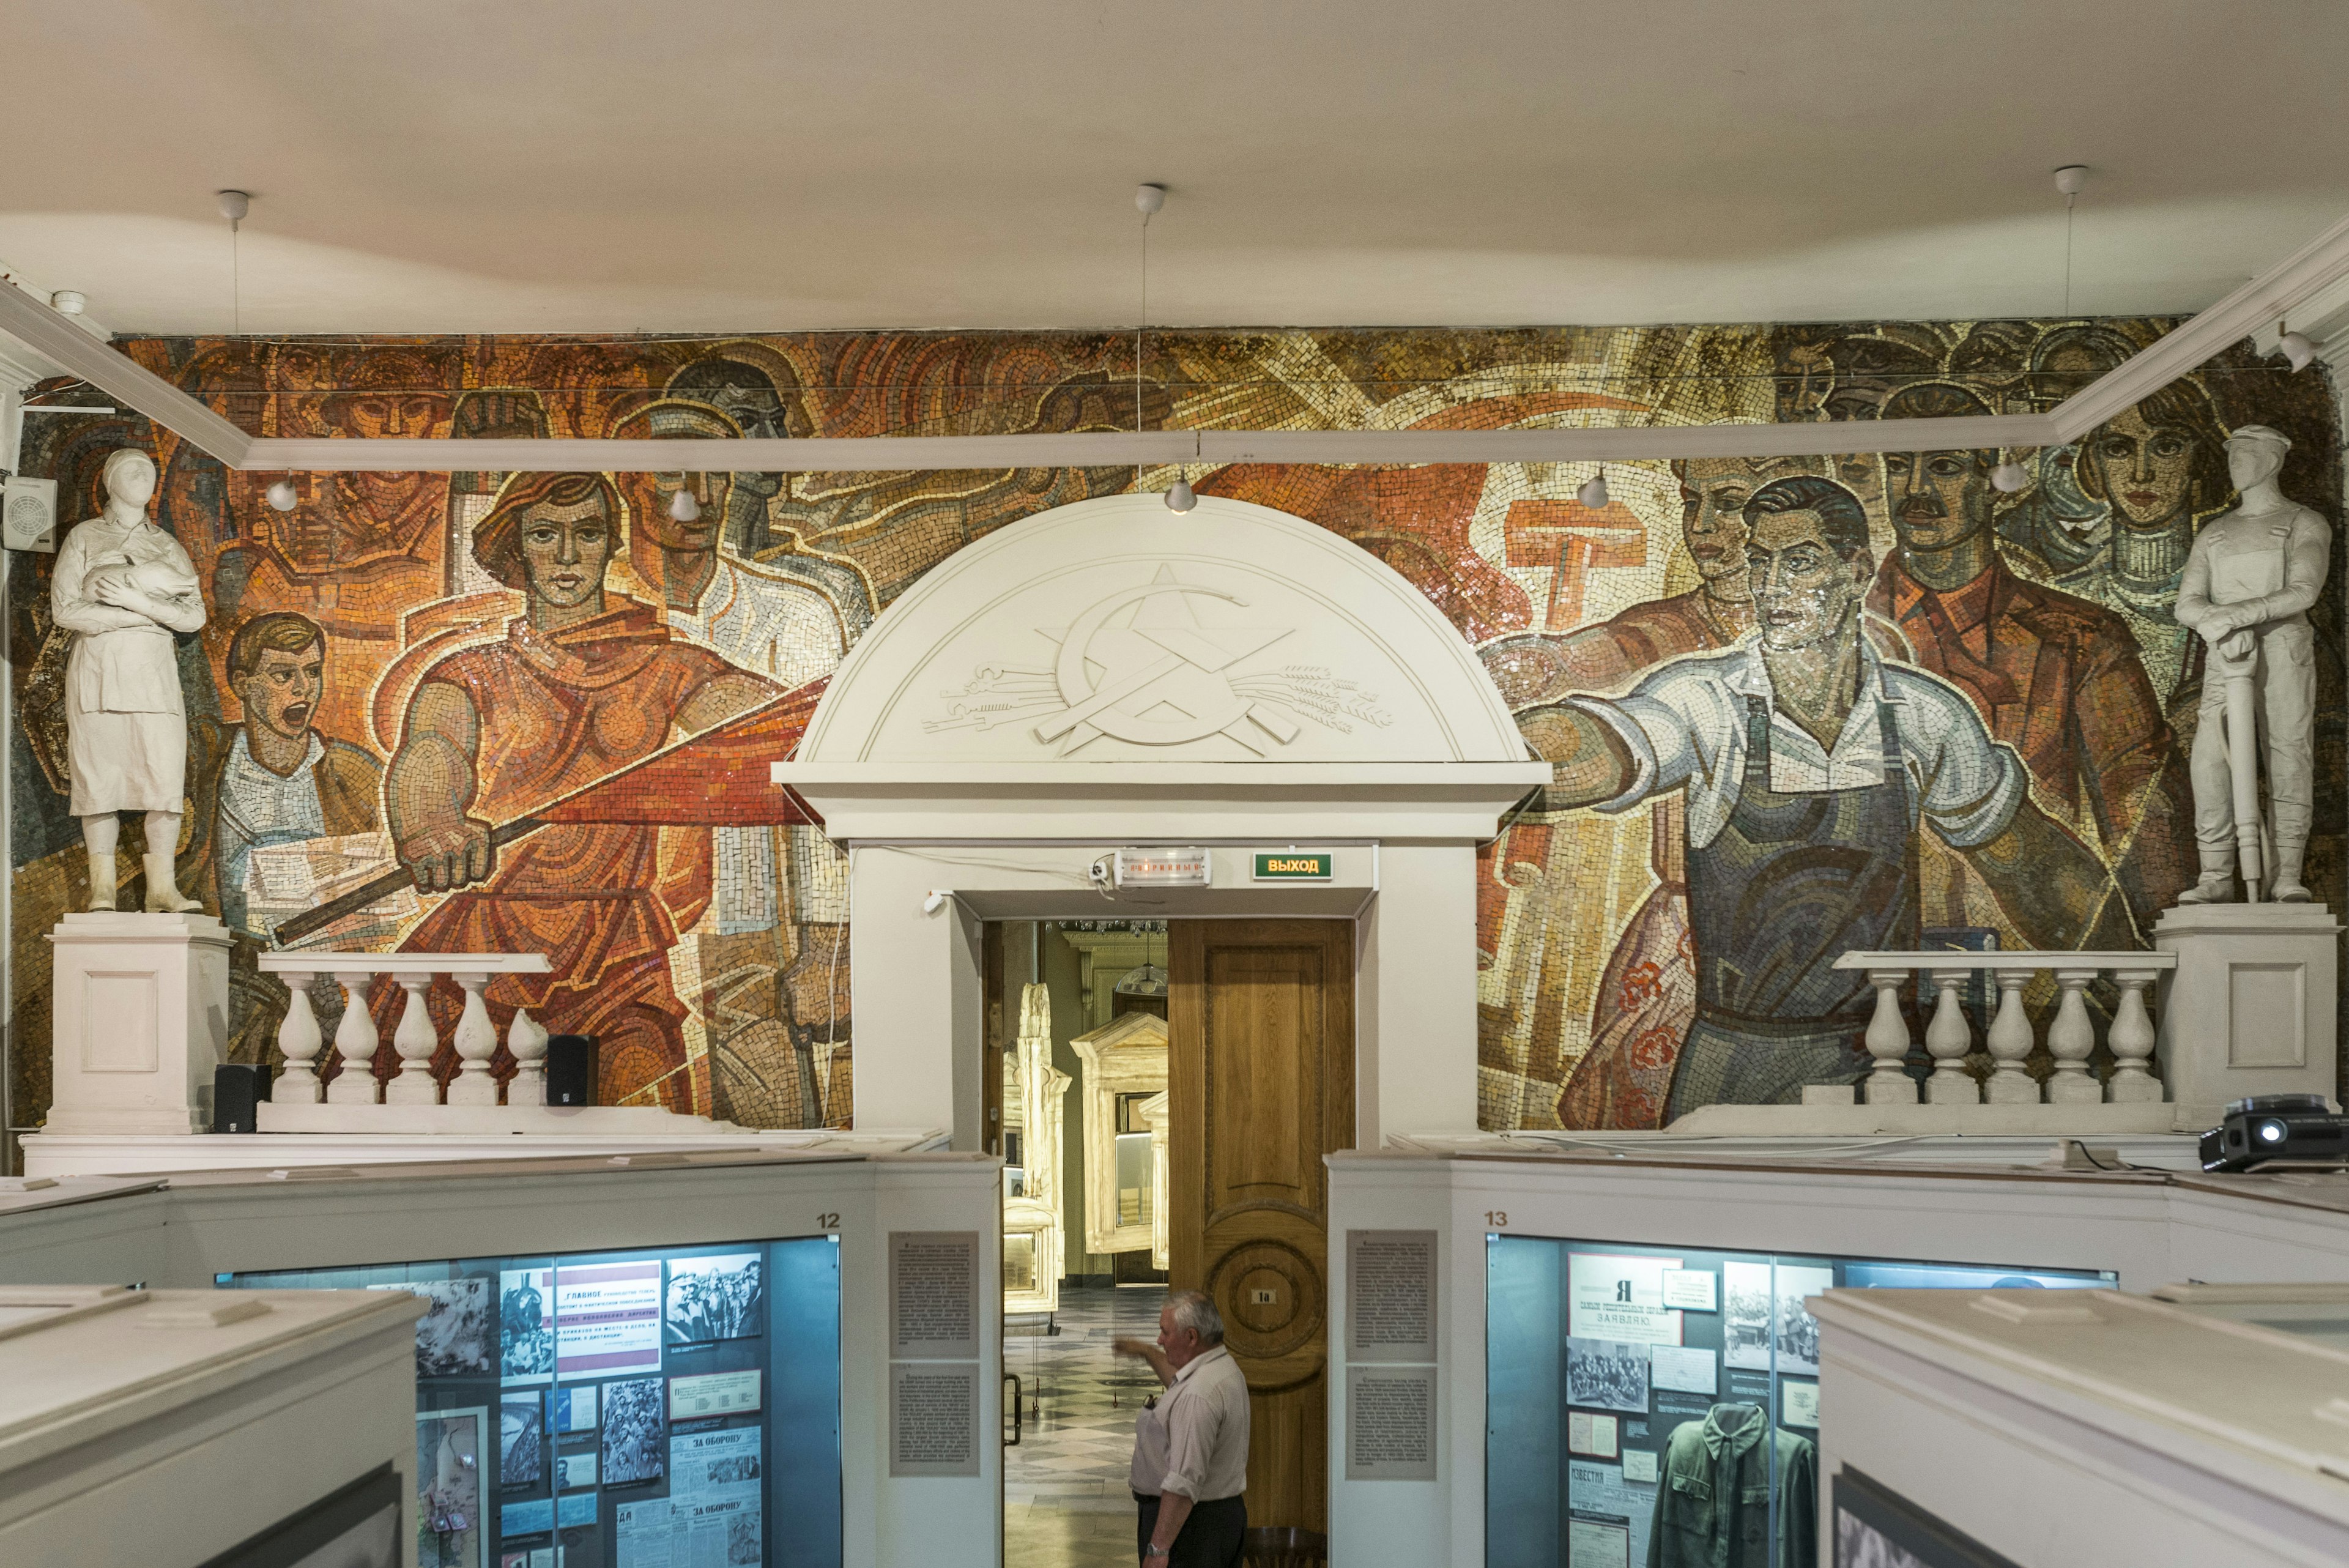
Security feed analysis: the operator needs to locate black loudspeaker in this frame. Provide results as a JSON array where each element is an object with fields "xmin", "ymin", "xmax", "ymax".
[
  {"xmin": 546, "ymin": 1035, "xmax": 598, "ymax": 1107},
  {"xmin": 212, "ymin": 1062, "xmax": 272, "ymax": 1134}
]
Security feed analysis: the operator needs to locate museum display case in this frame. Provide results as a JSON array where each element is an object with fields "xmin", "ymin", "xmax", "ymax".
[
  {"xmin": 1483, "ymin": 1235, "xmax": 2110, "ymax": 1568},
  {"xmin": 224, "ymin": 1235, "xmax": 844, "ymax": 1568},
  {"xmin": 0, "ymin": 1284, "xmax": 420, "ymax": 1568}
]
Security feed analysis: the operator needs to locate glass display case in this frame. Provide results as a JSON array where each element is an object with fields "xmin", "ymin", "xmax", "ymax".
[
  {"xmin": 1485, "ymin": 1236, "xmax": 2110, "ymax": 1568},
  {"xmin": 223, "ymin": 1235, "xmax": 843, "ymax": 1568}
]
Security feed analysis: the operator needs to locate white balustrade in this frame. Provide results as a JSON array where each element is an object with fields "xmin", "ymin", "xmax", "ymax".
[
  {"xmin": 256, "ymin": 953, "xmax": 554, "ymax": 1107},
  {"xmin": 1833, "ymin": 951, "xmax": 2176, "ymax": 1107}
]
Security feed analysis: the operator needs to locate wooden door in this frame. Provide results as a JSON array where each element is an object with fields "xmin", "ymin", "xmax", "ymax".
[{"xmin": 1168, "ymin": 919, "xmax": 1354, "ymax": 1533}]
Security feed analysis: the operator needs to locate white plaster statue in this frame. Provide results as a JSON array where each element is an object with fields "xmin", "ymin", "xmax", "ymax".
[
  {"xmin": 2174, "ymin": 425, "xmax": 2331, "ymax": 904},
  {"xmin": 51, "ymin": 449, "xmax": 207, "ymax": 912}
]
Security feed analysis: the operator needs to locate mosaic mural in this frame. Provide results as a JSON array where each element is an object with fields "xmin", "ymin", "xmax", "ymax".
[{"xmin": 6, "ymin": 322, "xmax": 2339, "ymax": 1132}]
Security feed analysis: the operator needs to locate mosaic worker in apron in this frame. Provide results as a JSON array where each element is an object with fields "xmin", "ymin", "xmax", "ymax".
[{"xmin": 1515, "ymin": 475, "xmax": 2136, "ymax": 1118}]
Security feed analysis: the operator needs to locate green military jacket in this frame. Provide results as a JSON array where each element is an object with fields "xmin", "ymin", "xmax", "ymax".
[{"xmin": 1645, "ymin": 1402, "xmax": 1816, "ymax": 1568}]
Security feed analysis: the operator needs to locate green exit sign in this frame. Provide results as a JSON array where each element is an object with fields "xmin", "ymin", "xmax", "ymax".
[{"xmin": 1253, "ymin": 851, "xmax": 1333, "ymax": 881}]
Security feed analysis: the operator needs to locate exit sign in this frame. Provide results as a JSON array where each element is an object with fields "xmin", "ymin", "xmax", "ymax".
[{"xmin": 1253, "ymin": 852, "xmax": 1333, "ymax": 881}]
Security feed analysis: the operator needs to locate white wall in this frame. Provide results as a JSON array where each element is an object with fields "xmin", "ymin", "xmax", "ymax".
[{"xmin": 1357, "ymin": 845, "xmax": 1479, "ymax": 1147}]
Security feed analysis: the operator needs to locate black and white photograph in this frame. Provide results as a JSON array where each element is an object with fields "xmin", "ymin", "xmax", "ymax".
[
  {"xmin": 500, "ymin": 1269, "xmax": 555, "ymax": 1383},
  {"xmin": 664, "ymin": 1252, "xmax": 764, "ymax": 1346},
  {"xmin": 499, "ymin": 1396, "xmax": 543, "ymax": 1488},
  {"xmin": 1769, "ymin": 1264, "xmax": 1833, "ymax": 1376},
  {"xmin": 382, "ymin": 1277, "xmax": 493, "ymax": 1380},
  {"xmin": 601, "ymin": 1376, "xmax": 667, "ymax": 1487},
  {"xmin": 1834, "ymin": 1467, "xmax": 2022, "ymax": 1568},
  {"xmin": 1565, "ymin": 1336, "xmax": 1651, "ymax": 1414},
  {"xmin": 1722, "ymin": 1260, "xmax": 1774, "ymax": 1370},
  {"xmin": 555, "ymin": 1452, "xmax": 598, "ymax": 1492}
]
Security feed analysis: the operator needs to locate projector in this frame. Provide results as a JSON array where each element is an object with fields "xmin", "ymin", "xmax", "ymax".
[{"xmin": 2200, "ymin": 1094, "xmax": 2349, "ymax": 1172}]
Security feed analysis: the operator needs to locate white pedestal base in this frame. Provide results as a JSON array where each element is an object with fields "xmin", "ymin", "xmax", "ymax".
[
  {"xmin": 42, "ymin": 913, "xmax": 231, "ymax": 1136},
  {"xmin": 2155, "ymin": 902, "xmax": 2342, "ymax": 1122}
]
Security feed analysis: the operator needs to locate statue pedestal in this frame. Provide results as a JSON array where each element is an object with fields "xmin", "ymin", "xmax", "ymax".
[
  {"xmin": 42, "ymin": 912, "xmax": 232, "ymax": 1135},
  {"xmin": 2155, "ymin": 902, "xmax": 2342, "ymax": 1123}
]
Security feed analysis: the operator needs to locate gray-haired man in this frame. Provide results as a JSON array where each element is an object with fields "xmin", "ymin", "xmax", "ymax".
[{"xmin": 1115, "ymin": 1290, "xmax": 1251, "ymax": 1565}]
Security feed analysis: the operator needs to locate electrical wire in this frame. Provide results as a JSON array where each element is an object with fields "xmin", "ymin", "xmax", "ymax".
[
  {"xmin": 1135, "ymin": 204, "xmax": 1150, "ymax": 489},
  {"xmin": 2062, "ymin": 191, "xmax": 2077, "ymax": 319}
]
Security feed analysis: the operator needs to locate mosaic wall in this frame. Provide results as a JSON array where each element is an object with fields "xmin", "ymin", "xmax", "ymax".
[{"xmin": 6, "ymin": 322, "xmax": 2339, "ymax": 1133}]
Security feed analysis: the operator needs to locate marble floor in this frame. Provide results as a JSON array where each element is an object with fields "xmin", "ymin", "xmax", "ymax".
[{"xmin": 1003, "ymin": 1284, "xmax": 1167, "ymax": 1568}]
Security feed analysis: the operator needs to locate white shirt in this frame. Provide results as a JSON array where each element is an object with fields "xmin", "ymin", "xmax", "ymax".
[
  {"xmin": 1566, "ymin": 637, "xmax": 2025, "ymax": 852},
  {"xmin": 1140, "ymin": 1344, "xmax": 1250, "ymax": 1502},
  {"xmin": 667, "ymin": 555, "xmax": 848, "ymax": 932},
  {"xmin": 219, "ymin": 731, "xmax": 327, "ymax": 926},
  {"xmin": 667, "ymin": 554, "xmax": 846, "ymax": 691}
]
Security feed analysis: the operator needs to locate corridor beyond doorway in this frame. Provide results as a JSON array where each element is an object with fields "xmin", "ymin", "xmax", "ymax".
[{"xmin": 1005, "ymin": 1284, "xmax": 1168, "ymax": 1568}]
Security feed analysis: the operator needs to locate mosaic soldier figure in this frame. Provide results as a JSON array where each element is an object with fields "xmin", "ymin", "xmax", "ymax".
[
  {"xmin": 1518, "ymin": 476, "xmax": 2131, "ymax": 1117},
  {"xmin": 2174, "ymin": 425, "xmax": 2331, "ymax": 904},
  {"xmin": 52, "ymin": 448, "xmax": 207, "ymax": 913}
]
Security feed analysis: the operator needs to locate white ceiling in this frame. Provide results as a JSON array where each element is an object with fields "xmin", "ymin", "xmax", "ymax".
[{"xmin": 5, "ymin": 1, "xmax": 2347, "ymax": 336}]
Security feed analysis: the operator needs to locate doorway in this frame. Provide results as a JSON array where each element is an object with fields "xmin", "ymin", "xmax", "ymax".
[{"xmin": 992, "ymin": 917, "xmax": 1354, "ymax": 1566}]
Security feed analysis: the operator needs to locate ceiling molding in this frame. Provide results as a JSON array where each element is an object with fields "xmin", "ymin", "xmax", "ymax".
[
  {"xmin": 2050, "ymin": 207, "xmax": 2349, "ymax": 441},
  {"xmin": 2, "ymin": 206, "xmax": 2341, "ymax": 475},
  {"xmin": 0, "ymin": 281, "xmax": 252, "ymax": 464},
  {"xmin": 242, "ymin": 415, "xmax": 2058, "ymax": 474}
]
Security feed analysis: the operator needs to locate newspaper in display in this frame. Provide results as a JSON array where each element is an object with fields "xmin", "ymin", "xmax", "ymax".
[
  {"xmin": 1647, "ymin": 1344, "xmax": 1718, "ymax": 1396},
  {"xmin": 557, "ymin": 1261, "xmax": 664, "ymax": 1378},
  {"xmin": 1568, "ymin": 1460, "xmax": 1655, "ymax": 1568},
  {"xmin": 669, "ymin": 1369, "xmax": 762, "ymax": 1421},
  {"xmin": 614, "ymin": 1427, "xmax": 762, "ymax": 1568},
  {"xmin": 1566, "ymin": 1254, "xmax": 1683, "ymax": 1347}
]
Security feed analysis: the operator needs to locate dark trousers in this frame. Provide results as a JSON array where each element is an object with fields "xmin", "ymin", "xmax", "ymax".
[{"xmin": 1135, "ymin": 1492, "xmax": 1247, "ymax": 1567}]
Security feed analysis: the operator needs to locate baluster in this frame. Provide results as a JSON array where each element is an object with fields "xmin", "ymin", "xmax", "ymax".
[
  {"xmin": 274, "ymin": 970, "xmax": 324, "ymax": 1102},
  {"xmin": 507, "ymin": 1008, "xmax": 549, "ymax": 1107},
  {"xmin": 448, "ymin": 970, "xmax": 502, "ymax": 1106},
  {"xmin": 2046, "ymin": 968, "xmax": 2101, "ymax": 1104},
  {"xmin": 1861, "ymin": 968, "xmax": 1918, "ymax": 1104},
  {"xmin": 2106, "ymin": 967, "xmax": 2163, "ymax": 1104},
  {"xmin": 1923, "ymin": 973, "xmax": 1980, "ymax": 1104},
  {"xmin": 324, "ymin": 969, "xmax": 380, "ymax": 1105},
  {"xmin": 385, "ymin": 976, "xmax": 440, "ymax": 1105},
  {"xmin": 1984, "ymin": 966, "xmax": 2041, "ymax": 1104}
]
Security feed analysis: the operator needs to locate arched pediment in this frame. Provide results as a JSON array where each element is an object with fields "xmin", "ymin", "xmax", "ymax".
[{"xmin": 795, "ymin": 494, "xmax": 1525, "ymax": 765}]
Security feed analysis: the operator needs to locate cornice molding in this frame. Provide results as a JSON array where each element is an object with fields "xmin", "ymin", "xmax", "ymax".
[{"xmin": 3, "ymin": 206, "xmax": 2343, "ymax": 474}]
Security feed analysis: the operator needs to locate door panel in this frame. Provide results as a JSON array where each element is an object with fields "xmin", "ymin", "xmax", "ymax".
[{"xmin": 1170, "ymin": 919, "xmax": 1354, "ymax": 1533}]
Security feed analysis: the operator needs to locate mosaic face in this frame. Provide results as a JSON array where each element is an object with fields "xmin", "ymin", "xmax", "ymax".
[{"xmin": 3, "ymin": 322, "xmax": 2338, "ymax": 1140}]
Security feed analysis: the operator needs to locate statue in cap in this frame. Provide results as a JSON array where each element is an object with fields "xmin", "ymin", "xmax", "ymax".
[
  {"xmin": 2174, "ymin": 425, "xmax": 2331, "ymax": 904},
  {"xmin": 51, "ymin": 448, "xmax": 208, "ymax": 912}
]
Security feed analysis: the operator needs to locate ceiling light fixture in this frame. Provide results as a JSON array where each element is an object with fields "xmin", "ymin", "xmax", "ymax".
[
  {"xmin": 2278, "ymin": 321, "xmax": 2317, "ymax": 371},
  {"xmin": 668, "ymin": 487, "xmax": 702, "ymax": 522},
  {"xmin": 1165, "ymin": 473, "xmax": 1197, "ymax": 513},
  {"xmin": 1990, "ymin": 461, "xmax": 2031, "ymax": 493},
  {"xmin": 265, "ymin": 477, "xmax": 298, "ymax": 512},
  {"xmin": 48, "ymin": 291, "xmax": 85, "ymax": 316},
  {"xmin": 1576, "ymin": 471, "xmax": 1609, "ymax": 510}
]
